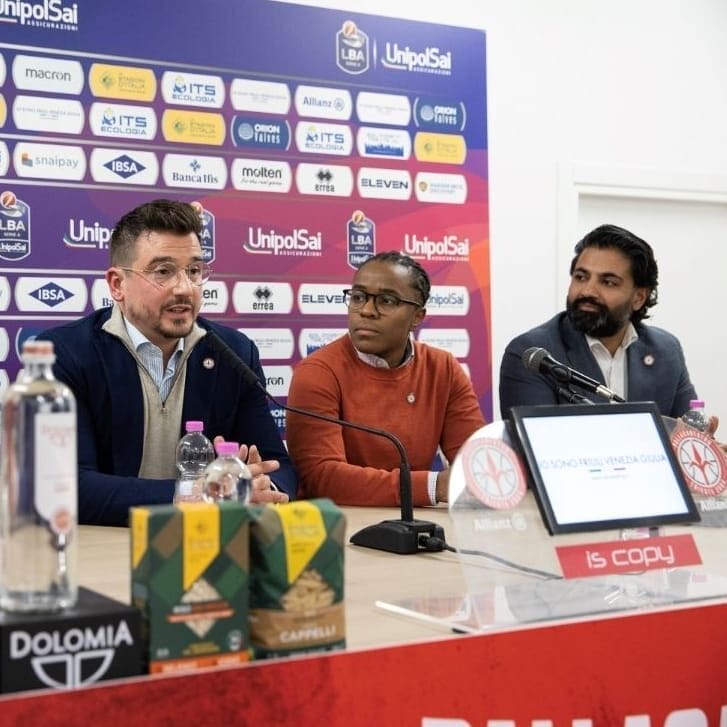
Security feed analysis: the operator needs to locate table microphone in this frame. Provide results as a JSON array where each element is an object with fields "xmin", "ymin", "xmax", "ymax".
[
  {"xmin": 204, "ymin": 329, "xmax": 445, "ymax": 555},
  {"xmin": 522, "ymin": 347, "xmax": 625, "ymax": 403}
]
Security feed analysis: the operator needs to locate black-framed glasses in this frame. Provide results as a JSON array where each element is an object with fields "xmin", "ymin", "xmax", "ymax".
[
  {"xmin": 343, "ymin": 288, "xmax": 422, "ymax": 313},
  {"xmin": 121, "ymin": 261, "xmax": 211, "ymax": 288}
]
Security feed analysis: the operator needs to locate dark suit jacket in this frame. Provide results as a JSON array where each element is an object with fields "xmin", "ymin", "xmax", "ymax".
[
  {"xmin": 38, "ymin": 308, "xmax": 296, "ymax": 526},
  {"xmin": 499, "ymin": 312, "xmax": 697, "ymax": 419}
]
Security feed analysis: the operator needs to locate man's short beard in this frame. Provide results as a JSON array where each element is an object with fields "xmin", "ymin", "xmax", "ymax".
[{"xmin": 566, "ymin": 298, "xmax": 627, "ymax": 338}]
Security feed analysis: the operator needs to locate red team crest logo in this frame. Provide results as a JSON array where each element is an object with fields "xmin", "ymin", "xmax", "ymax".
[
  {"xmin": 671, "ymin": 428, "xmax": 727, "ymax": 497},
  {"xmin": 461, "ymin": 437, "xmax": 527, "ymax": 509}
]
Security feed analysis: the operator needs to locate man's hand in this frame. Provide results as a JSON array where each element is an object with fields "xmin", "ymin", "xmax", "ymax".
[
  {"xmin": 435, "ymin": 468, "xmax": 451, "ymax": 504},
  {"xmin": 213, "ymin": 437, "xmax": 289, "ymax": 504}
]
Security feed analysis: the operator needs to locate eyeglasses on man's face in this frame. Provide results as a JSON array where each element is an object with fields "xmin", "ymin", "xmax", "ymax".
[
  {"xmin": 342, "ymin": 288, "xmax": 422, "ymax": 314},
  {"xmin": 121, "ymin": 261, "xmax": 212, "ymax": 288}
]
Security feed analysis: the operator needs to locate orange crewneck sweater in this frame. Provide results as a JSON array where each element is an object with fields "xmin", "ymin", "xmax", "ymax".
[{"xmin": 286, "ymin": 335, "xmax": 485, "ymax": 507}]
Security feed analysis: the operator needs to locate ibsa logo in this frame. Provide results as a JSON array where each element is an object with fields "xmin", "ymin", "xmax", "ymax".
[
  {"xmin": 231, "ymin": 116, "xmax": 290, "ymax": 150},
  {"xmin": 10, "ymin": 621, "xmax": 134, "ymax": 689},
  {"xmin": 403, "ymin": 232, "xmax": 470, "ymax": 262},
  {"xmin": 161, "ymin": 109, "xmax": 226, "ymax": 146},
  {"xmin": 0, "ymin": 278, "xmax": 9, "ymax": 312},
  {"xmin": 15, "ymin": 277, "xmax": 88, "ymax": 312},
  {"xmin": 355, "ymin": 91, "xmax": 411, "ymax": 126},
  {"xmin": 63, "ymin": 218, "xmax": 112, "ymax": 250},
  {"xmin": 90, "ymin": 148, "xmax": 158, "ymax": 185},
  {"xmin": 295, "ymin": 122, "xmax": 353, "ymax": 156},
  {"xmin": 425, "ymin": 285, "xmax": 470, "ymax": 316},
  {"xmin": 0, "ymin": 190, "xmax": 31, "ymax": 262},
  {"xmin": 381, "ymin": 42, "xmax": 453, "ymax": 76},
  {"xmin": 413, "ymin": 97, "xmax": 466, "ymax": 132},
  {"xmin": 12, "ymin": 55, "xmax": 83, "ymax": 94},
  {"xmin": 0, "ymin": 140, "xmax": 8, "ymax": 175},
  {"xmin": 336, "ymin": 20, "xmax": 369, "ymax": 75},
  {"xmin": 243, "ymin": 226, "xmax": 323, "ymax": 258},
  {"xmin": 161, "ymin": 71, "xmax": 225, "ymax": 109},
  {"xmin": 230, "ymin": 78, "xmax": 291, "ymax": 115},
  {"xmin": 0, "ymin": 0, "xmax": 79, "ymax": 31},
  {"xmin": 294, "ymin": 85, "xmax": 352, "ymax": 121},
  {"xmin": 244, "ymin": 328, "xmax": 295, "ymax": 360},
  {"xmin": 231, "ymin": 281, "xmax": 294, "ymax": 315},
  {"xmin": 88, "ymin": 102, "xmax": 157, "ymax": 141},
  {"xmin": 346, "ymin": 209, "xmax": 374, "ymax": 269},
  {"xmin": 230, "ymin": 158, "xmax": 292, "ymax": 193},
  {"xmin": 297, "ymin": 284, "xmax": 349, "ymax": 315},
  {"xmin": 298, "ymin": 328, "xmax": 346, "ymax": 357},
  {"xmin": 89, "ymin": 63, "xmax": 157, "ymax": 102}
]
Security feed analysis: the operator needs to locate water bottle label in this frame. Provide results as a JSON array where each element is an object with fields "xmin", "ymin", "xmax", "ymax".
[{"xmin": 34, "ymin": 411, "xmax": 77, "ymax": 534}]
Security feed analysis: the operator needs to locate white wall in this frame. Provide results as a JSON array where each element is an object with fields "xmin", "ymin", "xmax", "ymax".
[{"xmin": 277, "ymin": 0, "xmax": 727, "ymax": 419}]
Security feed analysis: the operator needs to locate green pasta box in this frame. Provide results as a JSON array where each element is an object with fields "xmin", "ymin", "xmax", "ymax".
[
  {"xmin": 248, "ymin": 498, "xmax": 346, "ymax": 658},
  {"xmin": 130, "ymin": 501, "xmax": 251, "ymax": 674}
]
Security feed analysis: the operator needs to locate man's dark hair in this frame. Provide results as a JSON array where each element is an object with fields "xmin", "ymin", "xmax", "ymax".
[
  {"xmin": 110, "ymin": 199, "xmax": 203, "ymax": 266},
  {"xmin": 569, "ymin": 224, "xmax": 658, "ymax": 322},
  {"xmin": 359, "ymin": 251, "xmax": 431, "ymax": 306}
]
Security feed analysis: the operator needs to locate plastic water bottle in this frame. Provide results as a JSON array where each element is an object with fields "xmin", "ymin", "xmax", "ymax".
[
  {"xmin": 202, "ymin": 441, "xmax": 252, "ymax": 504},
  {"xmin": 0, "ymin": 340, "xmax": 78, "ymax": 612},
  {"xmin": 173, "ymin": 421, "xmax": 215, "ymax": 504},
  {"xmin": 681, "ymin": 399, "xmax": 708, "ymax": 432}
]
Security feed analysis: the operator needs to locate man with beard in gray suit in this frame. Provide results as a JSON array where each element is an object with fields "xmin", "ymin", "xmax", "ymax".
[{"xmin": 499, "ymin": 224, "xmax": 699, "ymax": 420}]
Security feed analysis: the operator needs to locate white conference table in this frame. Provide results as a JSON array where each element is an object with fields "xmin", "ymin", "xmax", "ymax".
[{"xmin": 78, "ymin": 505, "xmax": 468, "ymax": 651}]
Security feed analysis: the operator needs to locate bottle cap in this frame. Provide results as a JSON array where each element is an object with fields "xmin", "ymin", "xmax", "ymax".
[
  {"xmin": 215, "ymin": 441, "xmax": 240, "ymax": 456},
  {"xmin": 185, "ymin": 420, "xmax": 204, "ymax": 432},
  {"xmin": 21, "ymin": 340, "xmax": 55, "ymax": 364},
  {"xmin": 689, "ymin": 399, "xmax": 705, "ymax": 408}
]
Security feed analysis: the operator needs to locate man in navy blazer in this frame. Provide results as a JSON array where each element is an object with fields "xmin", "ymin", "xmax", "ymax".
[
  {"xmin": 38, "ymin": 200, "xmax": 295, "ymax": 526},
  {"xmin": 499, "ymin": 224, "xmax": 698, "ymax": 420}
]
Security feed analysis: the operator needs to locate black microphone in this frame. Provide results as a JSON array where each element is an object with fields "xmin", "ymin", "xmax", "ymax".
[
  {"xmin": 522, "ymin": 347, "xmax": 626, "ymax": 403},
  {"xmin": 205, "ymin": 329, "xmax": 445, "ymax": 555}
]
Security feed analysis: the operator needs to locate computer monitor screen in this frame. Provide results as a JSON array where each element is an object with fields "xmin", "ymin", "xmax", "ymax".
[{"xmin": 510, "ymin": 402, "xmax": 700, "ymax": 535}]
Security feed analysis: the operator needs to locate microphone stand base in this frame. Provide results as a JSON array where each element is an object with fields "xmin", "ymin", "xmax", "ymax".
[{"xmin": 349, "ymin": 519, "xmax": 445, "ymax": 555}]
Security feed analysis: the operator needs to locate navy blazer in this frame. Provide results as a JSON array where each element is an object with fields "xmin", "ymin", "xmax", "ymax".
[
  {"xmin": 499, "ymin": 313, "xmax": 697, "ymax": 420},
  {"xmin": 38, "ymin": 308, "xmax": 296, "ymax": 526}
]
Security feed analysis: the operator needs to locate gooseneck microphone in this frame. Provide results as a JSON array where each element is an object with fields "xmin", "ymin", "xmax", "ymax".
[
  {"xmin": 522, "ymin": 347, "xmax": 626, "ymax": 403},
  {"xmin": 205, "ymin": 329, "xmax": 445, "ymax": 555}
]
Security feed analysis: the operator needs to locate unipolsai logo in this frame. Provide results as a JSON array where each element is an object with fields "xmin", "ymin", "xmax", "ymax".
[
  {"xmin": 0, "ymin": 190, "xmax": 31, "ymax": 262},
  {"xmin": 346, "ymin": 209, "xmax": 374, "ymax": 269},
  {"xmin": 10, "ymin": 620, "xmax": 134, "ymax": 689},
  {"xmin": 336, "ymin": 20, "xmax": 369, "ymax": 75}
]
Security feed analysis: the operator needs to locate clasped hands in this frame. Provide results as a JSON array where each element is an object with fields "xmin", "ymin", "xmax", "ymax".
[{"xmin": 213, "ymin": 437, "xmax": 289, "ymax": 504}]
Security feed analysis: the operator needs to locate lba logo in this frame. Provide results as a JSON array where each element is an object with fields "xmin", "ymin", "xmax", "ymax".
[
  {"xmin": 0, "ymin": 190, "xmax": 31, "ymax": 262},
  {"xmin": 336, "ymin": 20, "xmax": 369, "ymax": 75}
]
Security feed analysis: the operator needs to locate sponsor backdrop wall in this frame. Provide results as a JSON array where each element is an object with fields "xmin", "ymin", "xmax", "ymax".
[{"xmin": 0, "ymin": 0, "xmax": 491, "ymax": 430}]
